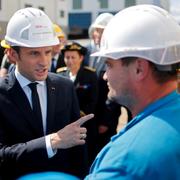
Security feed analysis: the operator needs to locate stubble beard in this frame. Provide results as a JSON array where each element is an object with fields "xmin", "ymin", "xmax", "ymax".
[{"xmin": 108, "ymin": 88, "xmax": 135, "ymax": 111}]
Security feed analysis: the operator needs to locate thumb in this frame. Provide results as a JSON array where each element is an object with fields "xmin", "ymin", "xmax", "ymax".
[{"xmin": 75, "ymin": 114, "xmax": 94, "ymax": 126}]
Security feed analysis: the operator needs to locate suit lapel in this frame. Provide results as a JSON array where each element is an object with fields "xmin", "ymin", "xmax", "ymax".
[
  {"xmin": 8, "ymin": 72, "xmax": 43, "ymax": 136},
  {"xmin": 74, "ymin": 66, "xmax": 83, "ymax": 86},
  {"xmin": 46, "ymin": 75, "xmax": 57, "ymax": 134}
]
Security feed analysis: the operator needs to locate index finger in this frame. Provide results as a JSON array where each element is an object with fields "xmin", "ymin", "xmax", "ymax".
[{"xmin": 75, "ymin": 114, "xmax": 94, "ymax": 126}]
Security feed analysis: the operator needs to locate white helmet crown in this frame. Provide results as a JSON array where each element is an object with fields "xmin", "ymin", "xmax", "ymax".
[
  {"xmin": 4, "ymin": 8, "xmax": 59, "ymax": 47},
  {"xmin": 91, "ymin": 13, "xmax": 113, "ymax": 29},
  {"xmin": 93, "ymin": 5, "xmax": 180, "ymax": 66}
]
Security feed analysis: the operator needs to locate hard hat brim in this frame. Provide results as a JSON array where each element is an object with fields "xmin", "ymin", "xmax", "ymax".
[
  {"xmin": 91, "ymin": 44, "xmax": 180, "ymax": 66},
  {"xmin": 4, "ymin": 36, "xmax": 59, "ymax": 48},
  {"xmin": 1, "ymin": 39, "xmax": 10, "ymax": 49},
  {"xmin": 91, "ymin": 24, "xmax": 105, "ymax": 29},
  {"xmin": 91, "ymin": 50, "xmax": 108, "ymax": 58}
]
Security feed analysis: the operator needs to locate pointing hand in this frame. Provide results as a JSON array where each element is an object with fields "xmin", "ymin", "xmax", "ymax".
[{"xmin": 50, "ymin": 114, "xmax": 94, "ymax": 149}]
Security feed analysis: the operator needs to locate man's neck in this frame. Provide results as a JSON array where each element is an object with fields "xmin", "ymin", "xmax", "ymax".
[{"xmin": 131, "ymin": 80, "xmax": 177, "ymax": 117}]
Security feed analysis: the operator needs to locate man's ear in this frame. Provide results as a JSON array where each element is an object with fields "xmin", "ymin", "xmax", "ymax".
[
  {"xmin": 80, "ymin": 54, "xmax": 84, "ymax": 62},
  {"xmin": 134, "ymin": 59, "xmax": 150, "ymax": 81},
  {"xmin": 6, "ymin": 48, "xmax": 18, "ymax": 64}
]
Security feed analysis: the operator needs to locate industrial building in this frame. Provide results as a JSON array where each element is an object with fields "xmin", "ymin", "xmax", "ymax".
[{"xmin": 0, "ymin": 0, "xmax": 170, "ymax": 39}]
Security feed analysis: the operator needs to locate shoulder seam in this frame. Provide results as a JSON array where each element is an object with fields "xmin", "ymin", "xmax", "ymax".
[
  {"xmin": 56, "ymin": 67, "xmax": 67, "ymax": 73},
  {"xmin": 84, "ymin": 66, "xmax": 96, "ymax": 72}
]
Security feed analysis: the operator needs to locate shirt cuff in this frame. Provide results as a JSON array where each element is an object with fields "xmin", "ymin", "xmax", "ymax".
[{"xmin": 45, "ymin": 134, "xmax": 57, "ymax": 158}]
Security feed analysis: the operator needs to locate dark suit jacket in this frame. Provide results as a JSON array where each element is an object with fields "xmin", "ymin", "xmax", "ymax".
[
  {"xmin": 56, "ymin": 53, "xmax": 65, "ymax": 70},
  {"xmin": 50, "ymin": 53, "xmax": 65, "ymax": 73},
  {"xmin": 58, "ymin": 65, "xmax": 98, "ymax": 115},
  {"xmin": 0, "ymin": 71, "xmax": 88, "ymax": 179},
  {"xmin": 58, "ymin": 65, "xmax": 98, "ymax": 166}
]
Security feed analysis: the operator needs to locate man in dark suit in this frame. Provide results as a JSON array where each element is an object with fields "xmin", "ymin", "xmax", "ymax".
[{"xmin": 0, "ymin": 8, "xmax": 93, "ymax": 180}]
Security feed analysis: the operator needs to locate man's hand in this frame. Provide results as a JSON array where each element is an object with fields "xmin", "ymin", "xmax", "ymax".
[{"xmin": 50, "ymin": 114, "xmax": 94, "ymax": 150}]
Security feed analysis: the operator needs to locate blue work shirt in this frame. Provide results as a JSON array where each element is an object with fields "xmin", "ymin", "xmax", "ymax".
[{"xmin": 85, "ymin": 91, "xmax": 180, "ymax": 180}]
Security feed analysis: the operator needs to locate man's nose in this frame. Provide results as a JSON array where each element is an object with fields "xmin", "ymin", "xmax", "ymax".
[
  {"xmin": 39, "ymin": 54, "xmax": 50, "ymax": 65},
  {"xmin": 103, "ymin": 71, "xmax": 107, "ymax": 81}
]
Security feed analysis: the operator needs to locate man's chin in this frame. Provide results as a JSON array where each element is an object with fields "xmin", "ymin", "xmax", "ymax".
[
  {"xmin": 108, "ymin": 92, "xmax": 117, "ymax": 103},
  {"xmin": 35, "ymin": 75, "xmax": 48, "ymax": 81}
]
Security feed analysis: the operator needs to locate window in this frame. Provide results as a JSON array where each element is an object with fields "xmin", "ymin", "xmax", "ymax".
[
  {"xmin": 38, "ymin": 6, "xmax": 45, "ymax": 11},
  {"xmin": 125, "ymin": 0, "xmax": 136, "ymax": 8},
  {"xmin": 60, "ymin": 10, "xmax": 65, "ymax": 18},
  {"xmin": 25, "ymin": 4, "xmax": 32, "ymax": 8},
  {"xmin": 73, "ymin": 0, "xmax": 82, "ymax": 9},
  {"xmin": 99, "ymin": 0, "xmax": 108, "ymax": 9}
]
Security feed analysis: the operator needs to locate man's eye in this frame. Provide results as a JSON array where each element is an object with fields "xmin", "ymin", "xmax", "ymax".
[
  {"xmin": 106, "ymin": 63, "xmax": 112, "ymax": 68},
  {"xmin": 30, "ymin": 52, "xmax": 38, "ymax": 56},
  {"xmin": 46, "ymin": 50, "xmax": 52, "ymax": 55}
]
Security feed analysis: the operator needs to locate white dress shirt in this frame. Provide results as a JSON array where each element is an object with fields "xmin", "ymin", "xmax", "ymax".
[
  {"xmin": 15, "ymin": 68, "xmax": 55, "ymax": 158},
  {"xmin": 69, "ymin": 72, "xmax": 76, "ymax": 82}
]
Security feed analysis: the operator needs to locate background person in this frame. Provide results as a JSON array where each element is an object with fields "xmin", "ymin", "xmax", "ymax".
[
  {"xmin": 0, "ymin": 44, "xmax": 5, "ymax": 65},
  {"xmin": 50, "ymin": 23, "xmax": 67, "ymax": 72},
  {"xmin": 0, "ymin": 8, "xmax": 93, "ymax": 180},
  {"xmin": 87, "ymin": 13, "xmax": 132, "ymax": 152},
  {"xmin": 85, "ymin": 4, "xmax": 180, "ymax": 179},
  {"xmin": 57, "ymin": 42, "xmax": 98, "ymax": 167},
  {"xmin": 0, "ymin": 41, "xmax": 16, "ymax": 77}
]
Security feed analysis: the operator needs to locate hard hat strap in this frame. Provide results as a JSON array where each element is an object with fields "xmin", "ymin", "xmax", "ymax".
[{"xmin": 155, "ymin": 63, "xmax": 180, "ymax": 72}]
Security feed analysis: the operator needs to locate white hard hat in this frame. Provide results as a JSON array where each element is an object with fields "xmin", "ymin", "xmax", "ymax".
[
  {"xmin": 3, "ymin": 8, "xmax": 59, "ymax": 48},
  {"xmin": 91, "ymin": 13, "xmax": 113, "ymax": 29},
  {"xmin": 92, "ymin": 5, "xmax": 180, "ymax": 66}
]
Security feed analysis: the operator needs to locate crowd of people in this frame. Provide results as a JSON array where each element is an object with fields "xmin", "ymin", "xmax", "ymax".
[{"xmin": 0, "ymin": 4, "xmax": 180, "ymax": 180}]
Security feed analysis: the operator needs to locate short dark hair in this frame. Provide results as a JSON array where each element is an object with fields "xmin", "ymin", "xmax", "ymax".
[
  {"xmin": 149, "ymin": 63, "xmax": 176, "ymax": 84},
  {"xmin": 11, "ymin": 46, "xmax": 20, "ymax": 54},
  {"xmin": 121, "ymin": 57, "xmax": 137, "ymax": 66},
  {"xmin": 121, "ymin": 57, "xmax": 177, "ymax": 84}
]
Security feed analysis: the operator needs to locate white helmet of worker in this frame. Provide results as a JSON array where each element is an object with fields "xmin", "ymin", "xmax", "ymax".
[
  {"xmin": 91, "ymin": 13, "xmax": 113, "ymax": 29},
  {"xmin": 92, "ymin": 5, "xmax": 180, "ymax": 69},
  {"xmin": 2, "ymin": 7, "xmax": 59, "ymax": 48}
]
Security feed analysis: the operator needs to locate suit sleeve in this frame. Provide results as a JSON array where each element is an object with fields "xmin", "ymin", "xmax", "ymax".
[{"xmin": 0, "ymin": 92, "xmax": 49, "ymax": 167}]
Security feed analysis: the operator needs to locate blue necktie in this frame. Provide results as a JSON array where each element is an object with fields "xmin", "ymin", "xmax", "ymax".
[{"xmin": 50, "ymin": 58, "xmax": 56, "ymax": 73}]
